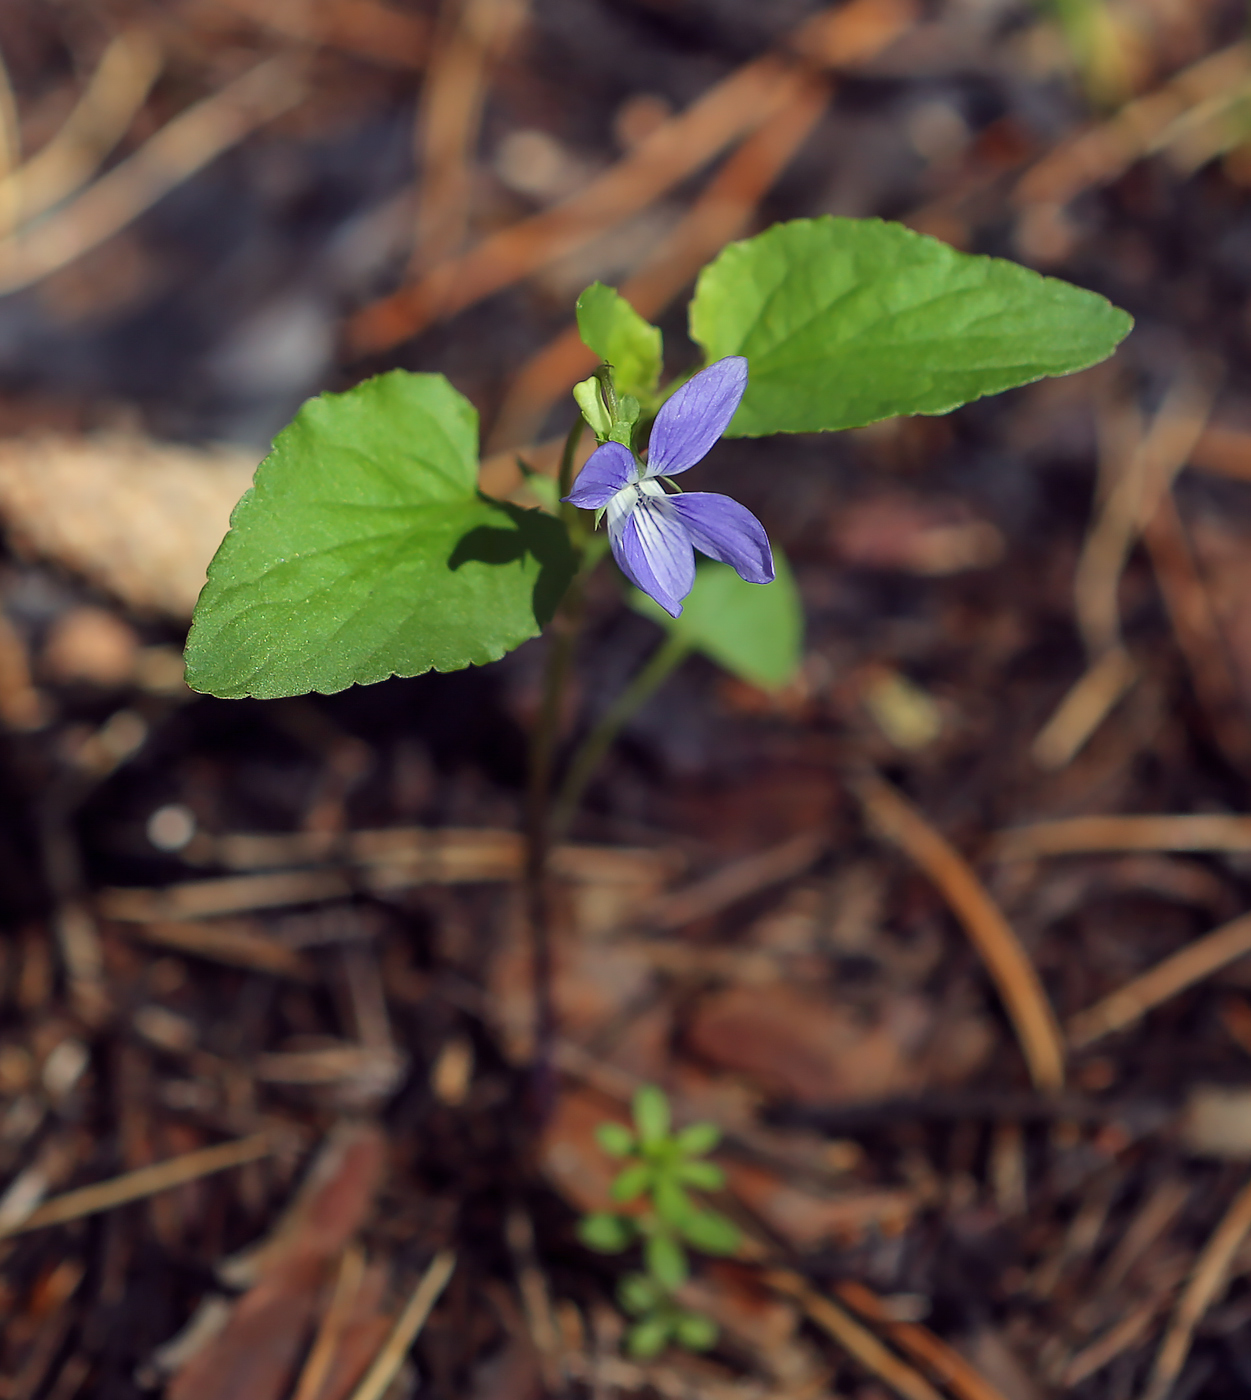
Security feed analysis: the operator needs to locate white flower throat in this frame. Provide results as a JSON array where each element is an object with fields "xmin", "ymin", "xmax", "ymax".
[{"xmin": 605, "ymin": 476, "xmax": 668, "ymax": 536}]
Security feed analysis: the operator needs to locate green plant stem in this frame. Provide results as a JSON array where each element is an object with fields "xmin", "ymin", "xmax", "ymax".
[
  {"xmin": 523, "ymin": 415, "xmax": 586, "ymax": 1087},
  {"xmin": 550, "ymin": 631, "xmax": 691, "ymax": 841}
]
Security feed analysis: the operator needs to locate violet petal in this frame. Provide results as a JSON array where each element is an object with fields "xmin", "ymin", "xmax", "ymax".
[
  {"xmin": 670, "ymin": 492, "xmax": 774, "ymax": 584},
  {"xmin": 609, "ymin": 494, "xmax": 695, "ymax": 617},
  {"xmin": 564, "ymin": 440, "xmax": 635, "ymax": 507},
  {"xmin": 645, "ymin": 357, "xmax": 748, "ymax": 478}
]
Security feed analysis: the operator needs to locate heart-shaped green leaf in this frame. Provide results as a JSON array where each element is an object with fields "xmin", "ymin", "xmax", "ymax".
[
  {"xmin": 630, "ymin": 552, "xmax": 803, "ymax": 692},
  {"xmin": 185, "ymin": 371, "xmax": 575, "ymax": 698},
  {"xmin": 689, "ymin": 217, "xmax": 1132, "ymax": 437}
]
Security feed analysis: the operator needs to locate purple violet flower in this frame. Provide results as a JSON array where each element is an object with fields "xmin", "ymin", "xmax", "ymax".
[{"xmin": 562, "ymin": 357, "xmax": 774, "ymax": 617}]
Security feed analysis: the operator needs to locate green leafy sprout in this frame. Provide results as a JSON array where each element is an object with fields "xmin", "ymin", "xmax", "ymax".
[{"xmin": 577, "ymin": 1086, "xmax": 739, "ymax": 1358}]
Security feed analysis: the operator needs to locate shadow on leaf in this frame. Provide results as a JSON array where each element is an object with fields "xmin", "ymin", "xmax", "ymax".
[{"xmin": 448, "ymin": 500, "xmax": 576, "ymax": 626}]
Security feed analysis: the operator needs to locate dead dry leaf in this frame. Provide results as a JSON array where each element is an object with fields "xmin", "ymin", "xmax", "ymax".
[
  {"xmin": 161, "ymin": 1122, "xmax": 388, "ymax": 1400},
  {"xmin": 0, "ymin": 434, "xmax": 256, "ymax": 619},
  {"xmin": 686, "ymin": 984, "xmax": 934, "ymax": 1105},
  {"xmin": 726, "ymin": 1159, "xmax": 916, "ymax": 1248}
]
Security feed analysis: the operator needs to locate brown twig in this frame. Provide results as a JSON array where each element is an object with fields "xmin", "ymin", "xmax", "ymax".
[
  {"xmin": 0, "ymin": 29, "xmax": 162, "ymax": 231},
  {"xmin": 291, "ymin": 1245, "xmax": 368, "ymax": 1400},
  {"xmin": 486, "ymin": 69, "xmax": 835, "ymax": 452},
  {"xmin": 0, "ymin": 36, "xmax": 19, "ymax": 238},
  {"xmin": 1096, "ymin": 1177, "xmax": 1190, "ymax": 1296},
  {"xmin": 642, "ymin": 830, "xmax": 826, "ymax": 933},
  {"xmin": 52, "ymin": 900, "xmax": 108, "ymax": 1025},
  {"xmin": 834, "ymin": 1280, "xmax": 1012, "ymax": 1400},
  {"xmin": 853, "ymin": 771, "xmax": 1066, "ymax": 1092},
  {"xmin": 995, "ymin": 813, "xmax": 1251, "ymax": 861},
  {"xmin": 345, "ymin": 0, "xmax": 915, "ymax": 357},
  {"xmin": 0, "ymin": 56, "xmax": 308, "ymax": 296},
  {"xmin": 1190, "ymin": 423, "xmax": 1251, "ymax": 483},
  {"xmin": 346, "ymin": 57, "xmax": 797, "ymax": 354},
  {"xmin": 123, "ymin": 918, "xmax": 316, "ymax": 979},
  {"xmin": 1015, "ymin": 43, "xmax": 1251, "ymax": 207},
  {"xmin": 1030, "ymin": 645, "xmax": 1137, "ymax": 772},
  {"xmin": 767, "ymin": 1270, "xmax": 944, "ymax": 1400},
  {"xmin": 1068, "ymin": 910, "xmax": 1251, "ymax": 1049},
  {"xmin": 0, "ymin": 606, "xmax": 43, "ymax": 729},
  {"xmin": 1141, "ymin": 1172, "xmax": 1251, "ymax": 1400},
  {"xmin": 411, "ymin": 0, "xmax": 527, "ymax": 280},
  {"xmin": 100, "ymin": 871, "xmax": 353, "ymax": 921},
  {"xmin": 346, "ymin": 1251, "xmax": 456, "ymax": 1400},
  {"xmin": 0, "ymin": 1132, "xmax": 276, "ymax": 1239},
  {"xmin": 202, "ymin": 0, "xmax": 430, "ymax": 69},
  {"xmin": 7, "ymin": 1259, "xmax": 84, "ymax": 1400},
  {"xmin": 1141, "ymin": 479, "xmax": 1251, "ymax": 769},
  {"xmin": 1032, "ymin": 372, "xmax": 1214, "ymax": 770},
  {"xmin": 506, "ymin": 1206, "xmax": 563, "ymax": 1391},
  {"xmin": 1063, "ymin": 1296, "xmax": 1169, "ymax": 1388},
  {"xmin": 1085, "ymin": 376, "xmax": 1213, "ymax": 649}
]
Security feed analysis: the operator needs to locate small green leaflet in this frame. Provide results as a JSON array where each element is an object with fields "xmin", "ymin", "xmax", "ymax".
[
  {"xmin": 576, "ymin": 283, "xmax": 663, "ymax": 401},
  {"xmin": 185, "ymin": 371, "xmax": 575, "ymax": 699},
  {"xmin": 689, "ymin": 217, "xmax": 1133, "ymax": 437},
  {"xmin": 630, "ymin": 552, "xmax": 803, "ymax": 691}
]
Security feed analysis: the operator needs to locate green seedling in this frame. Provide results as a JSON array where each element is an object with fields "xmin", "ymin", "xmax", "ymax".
[{"xmin": 577, "ymin": 1086, "xmax": 739, "ymax": 1358}]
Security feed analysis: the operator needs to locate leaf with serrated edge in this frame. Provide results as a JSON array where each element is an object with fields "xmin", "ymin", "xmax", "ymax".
[
  {"xmin": 689, "ymin": 217, "xmax": 1133, "ymax": 437},
  {"xmin": 185, "ymin": 371, "xmax": 575, "ymax": 699},
  {"xmin": 576, "ymin": 283, "xmax": 663, "ymax": 400},
  {"xmin": 631, "ymin": 553, "xmax": 802, "ymax": 692}
]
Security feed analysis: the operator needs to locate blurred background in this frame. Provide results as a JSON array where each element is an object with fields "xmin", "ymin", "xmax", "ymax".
[{"xmin": 5, "ymin": 1, "xmax": 1251, "ymax": 1397}]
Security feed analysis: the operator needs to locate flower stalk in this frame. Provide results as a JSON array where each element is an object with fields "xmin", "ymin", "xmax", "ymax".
[
  {"xmin": 523, "ymin": 414, "xmax": 587, "ymax": 1092},
  {"xmin": 550, "ymin": 630, "xmax": 690, "ymax": 841}
]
